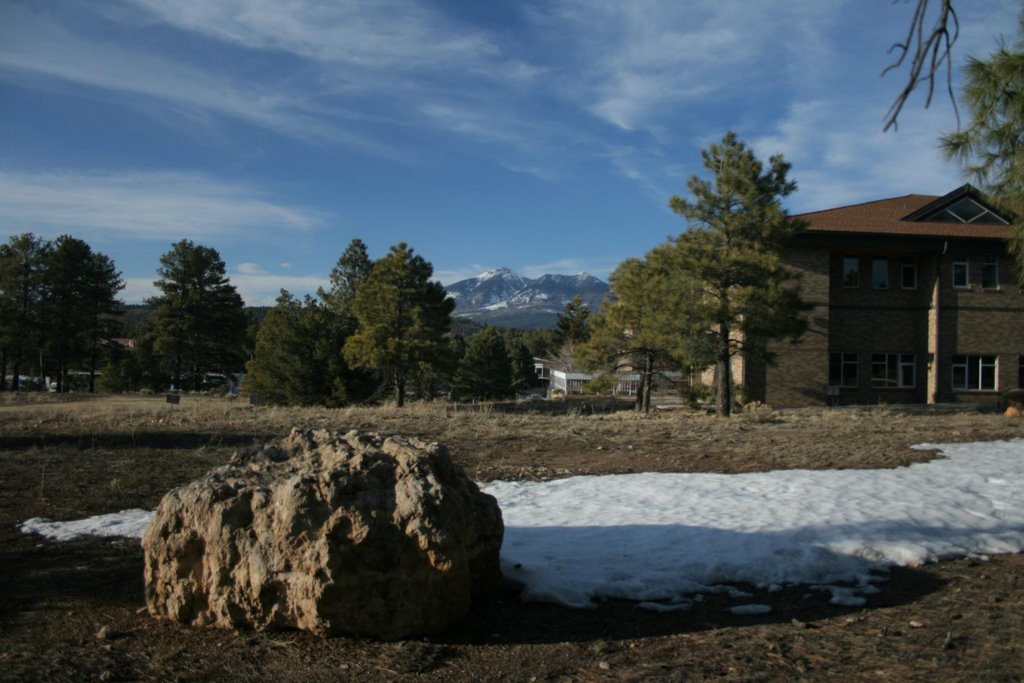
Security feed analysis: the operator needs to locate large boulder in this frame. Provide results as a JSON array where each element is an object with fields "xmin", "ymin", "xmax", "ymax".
[{"xmin": 142, "ymin": 429, "xmax": 503, "ymax": 640}]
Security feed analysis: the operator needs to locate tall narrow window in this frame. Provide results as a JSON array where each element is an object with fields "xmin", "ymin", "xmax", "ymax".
[
  {"xmin": 953, "ymin": 255, "xmax": 969, "ymax": 288},
  {"xmin": 900, "ymin": 256, "xmax": 917, "ymax": 289},
  {"xmin": 982, "ymin": 255, "xmax": 999, "ymax": 289},
  {"xmin": 842, "ymin": 257, "xmax": 859, "ymax": 288},
  {"xmin": 829, "ymin": 352, "xmax": 858, "ymax": 388},
  {"xmin": 871, "ymin": 258, "xmax": 889, "ymax": 289},
  {"xmin": 952, "ymin": 355, "xmax": 997, "ymax": 391}
]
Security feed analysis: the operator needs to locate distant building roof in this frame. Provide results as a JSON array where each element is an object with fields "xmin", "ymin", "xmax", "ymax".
[{"xmin": 797, "ymin": 184, "xmax": 1012, "ymax": 240}]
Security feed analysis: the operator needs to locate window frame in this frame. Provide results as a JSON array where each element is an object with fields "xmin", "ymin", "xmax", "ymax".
[
  {"xmin": 952, "ymin": 255, "xmax": 970, "ymax": 289},
  {"xmin": 951, "ymin": 354, "xmax": 997, "ymax": 392},
  {"xmin": 841, "ymin": 256, "xmax": 859, "ymax": 288},
  {"xmin": 982, "ymin": 255, "xmax": 999, "ymax": 289},
  {"xmin": 829, "ymin": 352, "xmax": 858, "ymax": 388},
  {"xmin": 900, "ymin": 256, "xmax": 917, "ymax": 290},
  {"xmin": 871, "ymin": 257, "xmax": 889, "ymax": 290},
  {"xmin": 870, "ymin": 353, "xmax": 915, "ymax": 389}
]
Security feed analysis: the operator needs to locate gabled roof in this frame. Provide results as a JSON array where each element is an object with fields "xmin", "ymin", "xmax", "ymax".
[{"xmin": 797, "ymin": 184, "xmax": 1013, "ymax": 240}]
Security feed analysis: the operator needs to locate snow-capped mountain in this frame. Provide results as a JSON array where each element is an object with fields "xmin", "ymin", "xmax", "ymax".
[
  {"xmin": 444, "ymin": 267, "xmax": 527, "ymax": 309},
  {"xmin": 445, "ymin": 268, "xmax": 608, "ymax": 329}
]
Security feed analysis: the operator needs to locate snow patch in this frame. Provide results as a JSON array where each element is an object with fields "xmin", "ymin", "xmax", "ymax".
[{"xmin": 18, "ymin": 440, "xmax": 1024, "ymax": 611}]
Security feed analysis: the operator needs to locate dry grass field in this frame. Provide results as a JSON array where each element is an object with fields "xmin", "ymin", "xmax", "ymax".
[{"xmin": 1, "ymin": 393, "xmax": 1023, "ymax": 681}]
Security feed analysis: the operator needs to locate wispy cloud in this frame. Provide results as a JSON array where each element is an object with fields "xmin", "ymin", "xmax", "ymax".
[
  {"xmin": 0, "ymin": 170, "xmax": 323, "ymax": 243},
  {"xmin": 228, "ymin": 270, "xmax": 328, "ymax": 307},
  {"xmin": 520, "ymin": 258, "xmax": 614, "ymax": 281},
  {"xmin": 528, "ymin": 0, "xmax": 841, "ymax": 133}
]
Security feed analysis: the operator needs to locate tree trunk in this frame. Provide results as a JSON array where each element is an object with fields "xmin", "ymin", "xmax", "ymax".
[
  {"xmin": 642, "ymin": 352, "xmax": 654, "ymax": 414},
  {"xmin": 634, "ymin": 372, "xmax": 646, "ymax": 412},
  {"xmin": 396, "ymin": 376, "xmax": 406, "ymax": 407},
  {"xmin": 716, "ymin": 322, "xmax": 732, "ymax": 417},
  {"xmin": 1, "ymin": 348, "xmax": 7, "ymax": 391}
]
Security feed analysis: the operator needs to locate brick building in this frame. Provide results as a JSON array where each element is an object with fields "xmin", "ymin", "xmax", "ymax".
[{"xmin": 743, "ymin": 184, "xmax": 1022, "ymax": 407}]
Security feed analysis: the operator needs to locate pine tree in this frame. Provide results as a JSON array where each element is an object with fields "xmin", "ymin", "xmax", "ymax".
[
  {"xmin": 452, "ymin": 327, "xmax": 514, "ymax": 401},
  {"xmin": 41, "ymin": 235, "xmax": 123, "ymax": 392},
  {"xmin": 941, "ymin": 20, "xmax": 1024, "ymax": 279},
  {"xmin": 148, "ymin": 240, "xmax": 247, "ymax": 391},
  {"xmin": 504, "ymin": 333, "xmax": 537, "ymax": 395},
  {"xmin": 319, "ymin": 239, "xmax": 377, "ymax": 403},
  {"xmin": 0, "ymin": 233, "xmax": 51, "ymax": 390},
  {"xmin": 577, "ymin": 257, "xmax": 676, "ymax": 413},
  {"xmin": 660, "ymin": 132, "xmax": 808, "ymax": 416},
  {"xmin": 343, "ymin": 243, "xmax": 454, "ymax": 407},
  {"xmin": 556, "ymin": 295, "xmax": 591, "ymax": 346}
]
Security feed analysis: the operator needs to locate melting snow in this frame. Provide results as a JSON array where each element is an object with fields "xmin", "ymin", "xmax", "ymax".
[{"xmin": 19, "ymin": 440, "xmax": 1024, "ymax": 610}]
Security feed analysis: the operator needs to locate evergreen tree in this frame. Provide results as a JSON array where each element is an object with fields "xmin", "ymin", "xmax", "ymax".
[
  {"xmin": 0, "ymin": 233, "xmax": 51, "ymax": 390},
  {"xmin": 577, "ymin": 257, "xmax": 676, "ymax": 413},
  {"xmin": 556, "ymin": 295, "xmax": 591, "ymax": 346},
  {"xmin": 343, "ymin": 242, "xmax": 454, "ymax": 407},
  {"xmin": 452, "ymin": 327, "xmax": 514, "ymax": 401},
  {"xmin": 504, "ymin": 333, "xmax": 537, "ymax": 394},
  {"xmin": 246, "ymin": 291, "xmax": 338, "ymax": 405},
  {"xmin": 319, "ymin": 239, "xmax": 377, "ymax": 402},
  {"xmin": 320, "ymin": 239, "xmax": 373, "ymax": 312},
  {"xmin": 660, "ymin": 132, "xmax": 808, "ymax": 417},
  {"xmin": 41, "ymin": 235, "xmax": 123, "ymax": 393},
  {"xmin": 941, "ymin": 20, "xmax": 1024, "ymax": 279},
  {"xmin": 148, "ymin": 240, "xmax": 247, "ymax": 390}
]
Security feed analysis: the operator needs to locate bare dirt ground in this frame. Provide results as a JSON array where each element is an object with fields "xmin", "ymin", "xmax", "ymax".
[{"xmin": 1, "ymin": 394, "xmax": 1022, "ymax": 682}]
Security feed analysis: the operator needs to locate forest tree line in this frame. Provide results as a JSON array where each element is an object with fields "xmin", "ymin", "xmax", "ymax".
[{"xmin": 1, "ymin": 133, "xmax": 814, "ymax": 416}]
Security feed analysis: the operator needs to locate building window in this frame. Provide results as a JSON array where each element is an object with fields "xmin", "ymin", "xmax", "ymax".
[
  {"xmin": 842, "ymin": 257, "xmax": 859, "ymax": 288},
  {"xmin": 982, "ymin": 255, "xmax": 999, "ymax": 289},
  {"xmin": 829, "ymin": 352, "xmax": 858, "ymax": 388},
  {"xmin": 900, "ymin": 257, "xmax": 917, "ymax": 289},
  {"xmin": 952, "ymin": 255, "xmax": 969, "ymax": 288},
  {"xmin": 871, "ymin": 353, "xmax": 915, "ymax": 388},
  {"xmin": 952, "ymin": 355, "xmax": 997, "ymax": 391},
  {"xmin": 871, "ymin": 258, "xmax": 889, "ymax": 289}
]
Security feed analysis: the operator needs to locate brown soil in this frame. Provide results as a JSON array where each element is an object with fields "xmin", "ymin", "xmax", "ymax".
[{"xmin": 1, "ymin": 394, "xmax": 1022, "ymax": 681}]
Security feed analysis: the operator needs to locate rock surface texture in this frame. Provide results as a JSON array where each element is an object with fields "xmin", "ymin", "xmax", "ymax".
[{"xmin": 142, "ymin": 429, "xmax": 504, "ymax": 639}]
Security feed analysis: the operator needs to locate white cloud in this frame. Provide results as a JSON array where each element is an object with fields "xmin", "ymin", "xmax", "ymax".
[
  {"xmin": 520, "ymin": 258, "xmax": 614, "ymax": 281},
  {"xmin": 0, "ymin": 170, "xmax": 323, "ymax": 243},
  {"xmin": 0, "ymin": 5, "xmax": 408, "ymax": 156},
  {"xmin": 434, "ymin": 265, "xmax": 495, "ymax": 286},
  {"xmin": 529, "ymin": 0, "xmax": 842, "ymax": 133},
  {"xmin": 121, "ymin": 277, "xmax": 160, "ymax": 304},
  {"xmin": 128, "ymin": 0, "xmax": 502, "ymax": 71},
  {"xmin": 121, "ymin": 271, "xmax": 329, "ymax": 307},
  {"xmin": 236, "ymin": 262, "xmax": 267, "ymax": 275},
  {"xmin": 752, "ymin": 98, "xmax": 963, "ymax": 213},
  {"xmin": 227, "ymin": 271, "xmax": 328, "ymax": 306}
]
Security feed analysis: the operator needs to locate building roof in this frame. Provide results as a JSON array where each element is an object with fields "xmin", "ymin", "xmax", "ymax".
[{"xmin": 796, "ymin": 184, "xmax": 1012, "ymax": 240}]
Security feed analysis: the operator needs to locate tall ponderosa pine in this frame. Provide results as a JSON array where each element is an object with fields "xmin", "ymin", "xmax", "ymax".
[
  {"xmin": 0, "ymin": 234, "xmax": 51, "ymax": 390},
  {"xmin": 452, "ymin": 327, "xmax": 514, "ymax": 401},
  {"xmin": 148, "ymin": 240, "xmax": 247, "ymax": 390},
  {"xmin": 660, "ymin": 132, "xmax": 808, "ymax": 417},
  {"xmin": 577, "ymin": 257, "xmax": 676, "ymax": 413},
  {"xmin": 941, "ymin": 20, "xmax": 1024, "ymax": 278},
  {"xmin": 343, "ymin": 242, "xmax": 454, "ymax": 407},
  {"xmin": 42, "ymin": 235, "xmax": 123, "ymax": 393}
]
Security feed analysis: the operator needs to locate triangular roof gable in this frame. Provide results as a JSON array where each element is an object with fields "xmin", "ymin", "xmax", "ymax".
[{"xmin": 901, "ymin": 184, "xmax": 1011, "ymax": 225}]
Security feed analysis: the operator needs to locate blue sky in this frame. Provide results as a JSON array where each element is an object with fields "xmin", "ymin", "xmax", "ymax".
[{"xmin": 0, "ymin": 0, "xmax": 1017, "ymax": 305}]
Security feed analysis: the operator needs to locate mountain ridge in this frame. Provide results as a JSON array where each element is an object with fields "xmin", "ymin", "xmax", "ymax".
[{"xmin": 445, "ymin": 268, "xmax": 608, "ymax": 329}]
